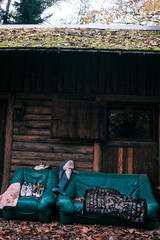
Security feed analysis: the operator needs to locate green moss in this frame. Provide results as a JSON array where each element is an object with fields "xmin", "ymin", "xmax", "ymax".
[{"xmin": 0, "ymin": 27, "xmax": 160, "ymax": 51}]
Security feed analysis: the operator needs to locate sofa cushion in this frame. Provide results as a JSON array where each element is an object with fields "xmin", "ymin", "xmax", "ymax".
[
  {"xmin": 16, "ymin": 197, "xmax": 39, "ymax": 213},
  {"xmin": 70, "ymin": 172, "xmax": 140, "ymax": 199}
]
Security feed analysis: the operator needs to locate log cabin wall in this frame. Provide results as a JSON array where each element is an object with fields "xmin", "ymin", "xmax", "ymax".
[
  {"xmin": 0, "ymin": 49, "xmax": 160, "ymax": 190},
  {"xmin": 12, "ymin": 96, "xmax": 94, "ymax": 177}
]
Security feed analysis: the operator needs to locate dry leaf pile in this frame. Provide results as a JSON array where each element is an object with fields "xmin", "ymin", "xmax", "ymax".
[{"xmin": 0, "ymin": 219, "xmax": 160, "ymax": 240}]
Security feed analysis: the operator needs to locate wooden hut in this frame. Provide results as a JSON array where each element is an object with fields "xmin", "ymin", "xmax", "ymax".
[{"xmin": 0, "ymin": 26, "xmax": 160, "ymax": 199}]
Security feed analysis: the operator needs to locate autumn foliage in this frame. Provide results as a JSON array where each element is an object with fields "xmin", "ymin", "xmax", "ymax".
[{"xmin": 80, "ymin": 0, "xmax": 160, "ymax": 25}]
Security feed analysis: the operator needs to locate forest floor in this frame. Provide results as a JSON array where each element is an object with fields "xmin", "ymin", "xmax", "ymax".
[{"xmin": 0, "ymin": 218, "xmax": 160, "ymax": 239}]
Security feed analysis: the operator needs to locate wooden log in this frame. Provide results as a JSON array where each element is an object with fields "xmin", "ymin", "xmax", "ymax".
[
  {"xmin": 13, "ymin": 135, "xmax": 60, "ymax": 143},
  {"xmin": 10, "ymin": 164, "xmax": 93, "ymax": 176},
  {"xmin": 93, "ymin": 142, "xmax": 101, "ymax": 172},
  {"xmin": 11, "ymin": 159, "xmax": 92, "ymax": 168},
  {"xmin": 16, "ymin": 92, "xmax": 95, "ymax": 101},
  {"xmin": 13, "ymin": 128, "xmax": 50, "ymax": 136},
  {"xmin": 21, "ymin": 100, "xmax": 52, "ymax": 106},
  {"xmin": 13, "ymin": 135, "xmax": 95, "ymax": 147},
  {"xmin": 14, "ymin": 120, "xmax": 51, "ymax": 129},
  {"xmin": 23, "ymin": 114, "xmax": 51, "ymax": 121},
  {"xmin": 12, "ymin": 151, "xmax": 93, "ymax": 162},
  {"xmin": 118, "ymin": 147, "xmax": 123, "ymax": 174},
  {"xmin": 25, "ymin": 106, "xmax": 51, "ymax": 114},
  {"xmin": 0, "ymin": 92, "xmax": 12, "ymax": 99},
  {"xmin": 12, "ymin": 142, "xmax": 93, "ymax": 154},
  {"xmin": 2, "ymin": 96, "xmax": 14, "ymax": 192}
]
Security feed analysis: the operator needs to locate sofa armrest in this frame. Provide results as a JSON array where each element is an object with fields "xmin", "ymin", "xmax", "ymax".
[
  {"xmin": 147, "ymin": 202, "xmax": 159, "ymax": 219},
  {"xmin": 138, "ymin": 175, "xmax": 159, "ymax": 219},
  {"xmin": 38, "ymin": 189, "xmax": 56, "ymax": 211},
  {"xmin": 56, "ymin": 195, "xmax": 74, "ymax": 214}
]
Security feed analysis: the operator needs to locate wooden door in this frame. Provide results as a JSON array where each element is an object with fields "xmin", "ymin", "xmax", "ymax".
[
  {"xmin": 0, "ymin": 101, "xmax": 7, "ymax": 193},
  {"xmin": 103, "ymin": 142, "xmax": 158, "ymax": 189},
  {"xmin": 102, "ymin": 103, "xmax": 158, "ymax": 190}
]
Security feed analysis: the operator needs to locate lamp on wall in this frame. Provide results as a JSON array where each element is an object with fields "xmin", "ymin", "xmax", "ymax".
[{"xmin": 13, "ymin": 102, "xmax": 25, "ymax": 121}]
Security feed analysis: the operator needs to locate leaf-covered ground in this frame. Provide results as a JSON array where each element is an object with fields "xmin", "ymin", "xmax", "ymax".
[
  {"xmin": 0, "ymin": 219, "xmax": 160, "ymax": 240},
  {"xmin": 0, "ymin": 27, "xmax": 160, "ymax": 51}
]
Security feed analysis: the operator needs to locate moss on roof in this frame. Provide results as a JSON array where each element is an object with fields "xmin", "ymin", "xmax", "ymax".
[{"xmin": 0, "ymin": 27, "xmax": 160, "ymax": 51}]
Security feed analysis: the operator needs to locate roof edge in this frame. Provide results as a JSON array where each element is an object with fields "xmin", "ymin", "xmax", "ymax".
[
  {"xmin": 1, "ymin": 24, "xmax": 160, "ymax": 31},
  {"xmin": 0, "ymin": 47, "xmax": 160, "ymax": 55}
]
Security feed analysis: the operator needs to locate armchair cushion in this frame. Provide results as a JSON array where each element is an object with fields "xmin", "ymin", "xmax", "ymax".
[{"xmin": 3, "ymin": 167, "xmax": 58, "ymax": 222}]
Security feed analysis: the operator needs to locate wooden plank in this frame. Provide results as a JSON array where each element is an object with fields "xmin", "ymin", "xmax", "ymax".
[
  {"xmin": 2, "ymin": 96, "xmax": 14, "ymax": 192},
  {"xmin": 118, "ymin": 147, "xmax": 123, "ymax": 174},
  {"xmin": 136, "ymin": 56, "xmax": 146, "ymax": 95},
  {"xmin": 154, "ymin": 56, "xmax": 160, "ymax": 96},
  {"xmin": 128, "ymin": 148, "xmax": 133, "ymax": 174},
  {"xmin": 0, "ymin": 52, "xmax": 10, "ymax": 91},
  {"xmin": 93, "ymin": 142, "xmax": 101, "ymax": 172},
  {"xmin": 122, "ymin": 147, "xmax": 128, "ymax": 173},
  {"xmin": 97, "ymin": 54, "xmax": 105, "ymax": 93},
  {"xmin": 158, "ymin": 104, "xmax": 160, "ymax": 186},
  {"xmin": 0, "ymin": 101, "xmax": 7, "ymax": 191},
  {"xmin": 35, "ymin": 52, "xmax": 44, "ymax": 92},
  {"xmin": 118, "ymin": 55, "xmax": 125, "ymax": 95},
  {"xmin": 103, "ymin": 146, "xmax": 118, "ymax": 173}
]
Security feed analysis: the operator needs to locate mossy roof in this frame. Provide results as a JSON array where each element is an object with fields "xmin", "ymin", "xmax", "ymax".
[{"xmin": 0, "ymin": 26, "xmax": 160, "ymax": 52}]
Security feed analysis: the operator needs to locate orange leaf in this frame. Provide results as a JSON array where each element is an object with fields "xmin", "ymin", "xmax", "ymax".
[
  {"xmin": 81, "ymin": 232, "xmax": 87, "ymax": 238},
  {"xmin": 19, "ymin": 229, "xmax": 30, "ymax": 235},
  {"xmin": 95, "ymin": 233, "xmax": 106, "ymax": 239}
]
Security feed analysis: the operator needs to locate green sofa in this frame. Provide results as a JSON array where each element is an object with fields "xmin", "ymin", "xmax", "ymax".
[
  {"xmin": 2, "ymin": 167, "xmax": 58, "ymax": 223},
  {"xmin": 56, "ymin": 172, "xmax": 159, "ymax": 228}
]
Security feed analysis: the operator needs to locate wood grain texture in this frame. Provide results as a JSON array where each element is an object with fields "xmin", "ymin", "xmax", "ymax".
[
  {"xmin": 2, "ymin": 95, "xmax": 14, "ymax": 191},
  {"xmin": 93, "ymin": 142, "xmax": 101, "ymax": 172}
]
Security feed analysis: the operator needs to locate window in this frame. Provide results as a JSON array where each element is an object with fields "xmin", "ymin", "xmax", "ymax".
[{"xmin": 108, "ymin": 105, "xmax": 154, "ymax": 141}]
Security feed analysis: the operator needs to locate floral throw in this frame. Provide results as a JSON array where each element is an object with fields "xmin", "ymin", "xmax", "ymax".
[{"xmin": 83, "ymin": 187, "xmax": 147, "ymax": 224}]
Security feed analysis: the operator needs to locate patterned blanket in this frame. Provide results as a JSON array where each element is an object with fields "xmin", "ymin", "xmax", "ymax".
[{"xmin": 82, "ymin": 187, "xmax": 147, "ymax": 224}]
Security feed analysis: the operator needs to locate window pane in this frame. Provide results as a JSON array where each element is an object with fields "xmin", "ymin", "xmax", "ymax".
[{"xmin": 108, "ymin": 107, "xmax": 153, "ymax": 141}]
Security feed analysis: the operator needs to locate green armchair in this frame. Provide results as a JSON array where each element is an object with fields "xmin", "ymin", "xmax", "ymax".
[{"xmin": 2, "ymin": 167, "xmax": 58, "ymax": 223}]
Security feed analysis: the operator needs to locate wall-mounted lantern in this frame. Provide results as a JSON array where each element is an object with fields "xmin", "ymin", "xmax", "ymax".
[{"xmin": 13, "ymin": 102, "xmax": 25, "ymax": 121}]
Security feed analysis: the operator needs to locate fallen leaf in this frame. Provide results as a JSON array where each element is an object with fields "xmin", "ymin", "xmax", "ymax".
[
  {"xmin": 82, "ymin": 226, "xmax": 91, "ymax": 233},
  {"xmin": 52, "ymin": 234, "xmax": 61, "ymax": 238},
  {"xmin": 19, "ymin": 229, "xmax": 30, "ymax": 235}
]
